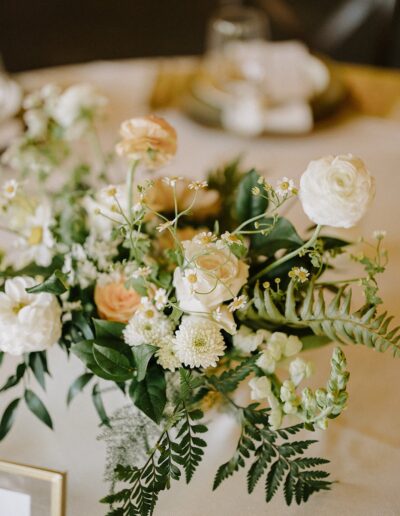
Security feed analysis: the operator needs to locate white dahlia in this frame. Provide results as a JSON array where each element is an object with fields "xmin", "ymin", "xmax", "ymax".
[
  {"xmin": 156, "ymin": 337, "xmax": 181, "ymax": 372},
  {"xmin": 0, "ymin": 277, "xmax": 62, "ymax": 356},
  {"xmin": 174, "ymin": 316, "xmax": 225, "ymax": 369},
  {"xmin": 123, "ymin": 311, "xmax": 174, "ymax": 347}
]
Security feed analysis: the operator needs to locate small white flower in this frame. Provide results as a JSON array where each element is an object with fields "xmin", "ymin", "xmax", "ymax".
[
  {"xmin": 24, "ymin": 109, "xmax": 48, "ymax": 139},
  {"xmin": 188, "ymin": 180, "xmax": 208, "ymax": 190},
  {"xmin": 282, "ymin": 335, "xmax": 303, "ymax": 357},
  {"xmin": 248, "ymin": 376, "xmax": 271, "ymax": 401},
  {"xmin": 220, "ymin": 232, "xmax": 244, "ymax": 246},
  {"xmin": 156, "ymin": 220, "xmax": 174, "ymax": 233},
  {"xmin": 228, "ymin": 295, "xmax": 247, "ymax": 312},
  {"xmin": 184, "ymin": 268, "xmax": 199, "ymax": 292},
  {"xmin": 233, "ymin": 326, "xmax": 270, "ymax": 354},
  {"xmin": 280, "ymin": 380, "xmax": 297, "ymax": 403},
  {"xmin": 288, "ymin": 266, "xmax": 309, "ymax": 283},
  {"xmin": 251, "ymin": 186, "xmax": 260, "ymax": 196},
  {"xmin": 373, "ymin": 229, "xmax": 386, "ymax": 240},
  {"xmin": 174, "ymin": 315, "xmax": 225, "ymax": 368},
  {"xmin": 276, "ymin": 177, "xmax": 296, "ymax": 197},
  {"xmin": 162, "ymin": 176, "xmax": 184, "ymax": 187},
  {"xmin": 193, "ymin": 231, "xmax": 217, "ymax": 245},
  {"xmin": 2, "ymin": 179, "xmax": 19, "ymax": 199},
  {"xmin": 154, "ymin": 288, "xmax": 168, "ymax": 310},
  {"xmin": 132, "ymin": 266, "xmax": 152, "ymax": 279},
  {"xmin": 0, "ymin": 277, "xmax": 61, "ymax": 355},
  {"xmin": 103, "ymin": 185, "xmax": 118, "ymax": 197}
]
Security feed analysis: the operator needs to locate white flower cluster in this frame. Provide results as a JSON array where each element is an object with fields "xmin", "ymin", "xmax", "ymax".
[{"xmin": 0, "ymin": 277, "xmax": 62, "ymax": 355}]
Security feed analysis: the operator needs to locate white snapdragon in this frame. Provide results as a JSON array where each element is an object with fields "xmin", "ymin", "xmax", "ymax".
[
  {"xmin": 248, "ymin": 376, "xmax": 272, "ymax": 400},
  {"xmin": 174, "ymin": 315, "xmax": 225, "ymax": 369},
  {"xmin": 256, "ymin": 332, "xmax": 303, "ymax": 374},
  {"xmin": 289, "ymin": 357, "xmax": 313, "ymax": 386},
  {"xmin": 0, "ymin": 277, "xmax": 61, "ymax": 355},
  {"xmin": 233, "ymin": 325, "xmax": 270, "ymax": 354}
]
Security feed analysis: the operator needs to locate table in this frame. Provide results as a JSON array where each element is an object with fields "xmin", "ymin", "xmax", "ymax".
[{"xmin": 2, "ymin": 58, "xmax": 400, "ymax": 516}]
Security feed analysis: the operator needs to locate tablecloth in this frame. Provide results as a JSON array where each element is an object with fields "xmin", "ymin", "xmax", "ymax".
[{"xmin": 1, "ymin": 58, "xmax": 400, "ymax": 516}]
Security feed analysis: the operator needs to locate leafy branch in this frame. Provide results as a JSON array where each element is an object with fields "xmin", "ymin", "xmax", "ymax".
[{"xmin": 213, "ymin": 405, "xmax": 332, "ymax": 505}]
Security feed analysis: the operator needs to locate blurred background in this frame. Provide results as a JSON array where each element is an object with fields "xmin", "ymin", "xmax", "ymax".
[{"xmin": 1, "ymin": 0, "xmax": 400, "ymax": 72}]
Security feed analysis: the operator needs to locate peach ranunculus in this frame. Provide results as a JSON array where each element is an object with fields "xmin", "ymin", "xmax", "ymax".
[
  {"xmin": 115, "ymin": 115, "xmax": 177, "ymax": 168},
  {"xmin": 145, "ymin": 178, "xmax": 221, "ymax": 220},
  {"xmin": 94, "ymin": 278, "xmax": 141, "ymax": 323}
]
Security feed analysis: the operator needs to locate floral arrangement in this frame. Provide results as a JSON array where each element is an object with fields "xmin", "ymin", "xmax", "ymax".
[{"xmin": 0, "ymin": 82, "xmax": 396, "ymax": 516}]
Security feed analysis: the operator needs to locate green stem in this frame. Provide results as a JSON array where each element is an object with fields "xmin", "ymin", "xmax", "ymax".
[{"xmin": 251, "ymin": 224, "xmax": 322, "ymax": 283}]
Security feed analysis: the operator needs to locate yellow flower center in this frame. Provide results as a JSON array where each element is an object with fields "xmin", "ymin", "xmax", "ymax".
[
  {"xmin": 12, "ymin": 302, "xmax": 27, "ymax": 314},
  {"xmin": 28, "ymin": 226, "xmax": 43, "ymax": 246},
  {"xmin": 144, "ymin": 309, "xmax": 155, "ymax": 319},
  {"xmin": 187, "ymin": 273, "xmax": 198, "ymax": 284}
]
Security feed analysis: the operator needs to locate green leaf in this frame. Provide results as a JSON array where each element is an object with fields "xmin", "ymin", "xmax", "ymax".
[
  {"xmin": 0, "ymin": 363, "xmax": 26, "ymax": 392},
  {"xmin": 26, "ymin": 270, "xmax": 69, "ymax": 295},
  {"xmin": 67, "ymin": 372, "xmax": 94, "ymax": 405},
  {"xmin": 0, "ymin": 398, "xmax": 20, "ymax": 440},
  {"xmin": 92, "ymin": 383, "xmax": 111, "ymax": 427},
  {"xmin": 29, "ymin": 352, "xmax": 47, "ymax": 390},
  {"xmin": 24, "ymin": 389, "xmax": 53, "ymax": 429},
  {"xmin": 71, "ymin": 340, "xmax": 120, "ymax": 381},
  {"xmin": 132, "ymin": 344, "xmax": 157, "ymax": 382},
  {"xmin": 0, "ymin": 352, "xmax": 4, "ymax": 368},
  {"xmin": 236, "ymin": 169, "xmax": 268, "ymax": 223},
  {"xmin": 300, "ymin": 334, "xmax": 332, "ymax": 350},
  {"xmin": 252, "ymin": 217, "xmax": 303, "ymax": 254},
  {"xmin": 93, "ymin": 344, "xmax": 133, "ymax": 381},
  {"xmin": 130, "ymin": 364, "xmax": 166, "ymax": 424},
  {"xmin": 265, "ymin": 459, "xmax": 288, "ymax": 502},
  {"xmin": 93, "ymin": 318, "xmax": 125, "ymax": 339}
]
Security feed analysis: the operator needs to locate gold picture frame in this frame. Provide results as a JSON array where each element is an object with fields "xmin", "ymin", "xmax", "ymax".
[{"xmin": 0, "ymin": 460, "xmax": 66, "ymax": 516}]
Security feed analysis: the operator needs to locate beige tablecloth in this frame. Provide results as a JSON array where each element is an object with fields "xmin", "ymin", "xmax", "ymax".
[{"xmin": 1, "ymin": 59, "xmax": 400, "ymax": 516}]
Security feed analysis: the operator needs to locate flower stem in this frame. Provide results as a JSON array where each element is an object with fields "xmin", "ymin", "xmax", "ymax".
[
  {"xmin": 251, "ymin": 224, "xmax": 322, "ymax": 283},
  {"xmin": 126, "ymin": 160, "xmax": 139, "ymax": 222}
]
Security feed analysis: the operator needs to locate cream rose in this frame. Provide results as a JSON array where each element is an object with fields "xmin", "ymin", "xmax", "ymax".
[
  {"xmin": 94, "ymin": 278, "xmax": 141, "ymax": 323},
  {"xmin": 299, "ymin": 154, "xmax": 375, "ymax": 228},
  {"xmin": 115, "ymin": 115, "xmax": 177, "ymax": 168},
  {"xmin": 0, "ymin": 277, "xmax": 61, "ymax": 356},
  {"xmin": 173, "ymin": 239, "xmax": 249, "ymax": 318}
]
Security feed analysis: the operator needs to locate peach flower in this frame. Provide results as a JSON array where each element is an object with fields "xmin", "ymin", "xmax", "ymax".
[
  {"xmin": 145, "ymin": 178, "xmax": 221, "ymax": 220},
  {"xmin": 115, "ymin": 115, "xmax": 177, "ymax": 168},
  {"xmin": 94, "ymin": 279, "xmax": 141, "ymax": 323}
]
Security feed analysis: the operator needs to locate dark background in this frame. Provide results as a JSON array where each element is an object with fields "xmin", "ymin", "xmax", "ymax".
[{"xmin": 1, "ymin": 0, "xmax": 399, "ymax": 72}]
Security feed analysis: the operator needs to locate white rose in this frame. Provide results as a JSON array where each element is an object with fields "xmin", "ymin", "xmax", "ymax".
[
  {"xmin": 299, "ymin": 154, "xmax": 375, "ymax": 228},
  {"xmin": 249, "ymin": 376, "xmax": 271, "ymax": 401},
  {"xmin": 0, "ymin": 277, "xmax": 62, "ymax": 356},
  {"xmin": 173, "ymin": 239, "xmax": 249, "ymax": 317},
  {"xmin": 0, "ymin": 76, "xmax": 22, "ymax": 123}
]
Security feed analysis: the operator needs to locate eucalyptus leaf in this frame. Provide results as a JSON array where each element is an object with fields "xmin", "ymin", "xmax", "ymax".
[
  {"xmin": 129, "ymin": 364, "xmax": 166, "ymax": 424},
  {"xmin": 92, "ymin": 383, "xmax": 111, "ymax": 427},
  {"xmin": 24, "ymin": 389, "xmax": 53, "ymax": 429},
  {"xmin": 0, "ymin": 363, "xmax": 26, "ymax": 392},
  {"xmin": 236, "ymin": 169, "xmax": 268, "ymax": 223},
  {"xmin": 29, "ymin": 352, "xmax": 47, "ymax": 390},
  {"xmin": 0, "ymin": 398, "xmax": 20, "ymax": 440},
  {"xmin": 26, "ymin": 270, "xmax": 69, "ymax": 295},
  {"xmin": 67, "ymin": 372, "xmax": 94, "ymax": 405}
]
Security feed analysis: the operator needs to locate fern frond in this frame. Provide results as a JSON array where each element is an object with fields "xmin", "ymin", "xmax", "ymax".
[{"xmin": 246, "ymin": 281, "xmax": 400, "ymax": 356}]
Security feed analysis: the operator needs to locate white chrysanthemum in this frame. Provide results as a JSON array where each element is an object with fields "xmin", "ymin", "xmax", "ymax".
[
  {"xmin": 174, "ymin": 316, "xmax": 225, "ymax": 369},
  {"xmin": 156, "ymin": 337, "xmax": 181, "ymax": 371},
  {"xmin": 0, "ymin": 277, "xmax": 62, "ymax": 356},
  {"xmin": 123, "ymin": 312, "xmax": 174, "ymax": 347}
]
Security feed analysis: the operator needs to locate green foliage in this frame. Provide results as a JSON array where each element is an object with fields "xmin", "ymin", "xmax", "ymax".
[
  {"xmin": 129, "ymin": 364, "xmax": 167, "ymax": 424},
  {"xmin": 243, "ymin": 281, "xmax": 400, "ymax": 356},
  {"xmin": 102, "ymin": 371, "xmax": 208, "ymax": 516},
  {"xmin": 24, "ymin": 389, "xmax": 53, "ymax": 429},
  {"xmin": 0, "ymin": 398, "xmax": 20, "ymax": 440},
  {"xmin": 92, "ymin": 383, "xmax": 111, "ymax": 427},
  {"xmin": 213, "ymin": 406, "xmax": 331, "ymax": 505},
  {"xmin": 29, "ymin": 352, "xmax": 50, "ymax": 390},
  {"xmin": 93, "ymin": 319, "xmax": 125, "ymax": 339},
  {"xmin": 0, "ymin": 362, "xmax": 27, "ymax": 392},
  {"xmin": 236, "ymin": 169, "xmax": 268, "ymax": 223},
  {"xmin": 208, "ymin": 355, "xmax": 258, "ymax": 394},
  {"xmin": 251, "ymin": 217, "xmax": 303, "ymax": 254},
  {"xmin": 26, "ymin": 269, "xmax": 69, "ymax": 295},
  {"xmin": 67, "ymin": 372, "xmax": 94, "ymax": 405},
  {"xmin": 132, "ymin": 345, "xmax": 157, "ymax": 382}
]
